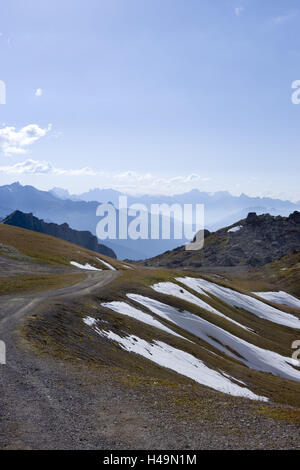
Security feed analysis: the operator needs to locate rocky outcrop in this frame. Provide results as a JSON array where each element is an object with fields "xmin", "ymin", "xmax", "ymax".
[
  {"xmin": 2, "ymin": 210, "xmax": 117, "ymax": 259},
  {"xmin": 141, "ymin": 212, "xmax": 300, "ymax": 268}
]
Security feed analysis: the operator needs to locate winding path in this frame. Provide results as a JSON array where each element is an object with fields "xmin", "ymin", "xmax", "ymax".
[{"xmin": 0, "ymin": 270, "xmax": 121, "ymax": 449}]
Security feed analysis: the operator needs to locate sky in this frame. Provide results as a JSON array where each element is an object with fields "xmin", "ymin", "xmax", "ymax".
[{"xmin": 0, "ymin": 0, "xmax": 300, "ymax": 200}]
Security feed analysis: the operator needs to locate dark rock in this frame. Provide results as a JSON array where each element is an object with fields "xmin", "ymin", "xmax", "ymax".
[
  {"xmin": 246, "ymin": 212, "xmax": 259, "ymax": 225},
  {"xmin": 222, "ymin": 256, "xmax": 236, "ymax": 267},
  {"xmin": 248, "ymin": 256, "xmax": 261, "ymax": 267},
  {"xmin": 170, "ymin": 259, "xmax": 182, "ymax": 266},
  {"xmin": 289, "ymin": 211, "xmax": 300, "ymax": 224},
  {"xmin": 228, "ymin": 245, "xmax": 245, "ymax": 257},
  {"xmin": 189, "ymin": 262, "xmax": 203, "ymax": 268}
]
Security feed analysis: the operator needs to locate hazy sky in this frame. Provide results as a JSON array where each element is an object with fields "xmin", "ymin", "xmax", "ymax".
[{"xmin": 0, "ymin": 0, "xmax": 300, "ymax": 200}]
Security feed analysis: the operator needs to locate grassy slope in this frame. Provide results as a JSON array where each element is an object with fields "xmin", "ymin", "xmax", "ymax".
[
  {"xmin": 22, "ymin": 266, "xmax": 300, "ymax": 409},
  {"xmin": 0, "ymin": 223, "xmax": 124, "ymax": 269},
  {"xmin": 0, "ymin": 273, "xmax": 85, "ymax": 295},
  {"xmin": 263, "ymin": 253, "xmax": 300, "ymax": 298},
  {"xmin": 220, "ymin": 252, "xmax": 300, "ymax": 298},
  {"xmin": 2, "ymin": 223, "xmax": 298, "ymax": 410}
]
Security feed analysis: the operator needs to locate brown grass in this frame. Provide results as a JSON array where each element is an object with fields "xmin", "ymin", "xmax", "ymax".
[
  {"xmin": 0, "ymin": 273, "xmax": 85, "ymax": 295},
  {"xmin": 18, "ymin": 267, "xmax": 300, "ymax": 408},
  {"xmin": 0, "ymin": 224, "xmax": 125, "ymax": 269}
]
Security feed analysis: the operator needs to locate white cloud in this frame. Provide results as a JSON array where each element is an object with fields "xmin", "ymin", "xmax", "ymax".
[
  {"xmin": 113, "ymin": 171, "xmax": 152, "ymax": 182},
  {"xmin": 234, "ymin": 6, "xmax": 244, "ymax": 17},
  {"xmin": 111, "ymin": 172, "xmax": 210, "ymax": 188},
  {"xmin": 151, "ymin": 174, "xmax": 210, "ymax": 187},
  {"xmin": 0, "ymin": 160, "xmax": 211, "ymax": 194},
  {"xmin": 69, "ymin": 167, "xmax": 98, "ymax": 176},
  {"xmin": 35, "ymin": 88, "xmax": 43, "ymax": 97},
  {"xmin": 0, "ymin": 124, "xmax": 52, "ymax": 156},
  {"xmin": 0, "ymin": 159, "xmax": 99, "ymax": 176},
  {"xmin": 0, "ymin": 159, "xmax": 56, "ymax": 174},
  {"xmin": 273, "ymin": 12, "xmax": 296, "ymax": 24}
]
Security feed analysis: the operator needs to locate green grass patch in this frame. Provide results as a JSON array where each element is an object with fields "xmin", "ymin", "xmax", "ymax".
[
  {"xmin": 0, "ymin": 273, "xmax": 85, "ymax": 295},
  {"xmin": 254, "ymin": 405, "xmax": 300, "ymax": 424}
]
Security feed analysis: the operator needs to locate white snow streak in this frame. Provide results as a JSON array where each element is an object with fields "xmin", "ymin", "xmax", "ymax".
[
  {"xmin": 70, "ymin": 261, "xmax": 102, "ymax": 271},
  {"xmin": 127, "ymin": 294, "xmax": 300, "ymax": 382},
  {"xmin": 97, "ymin": 258, "xmax": 116, "ymax": 271},
  {"xmin": 152, "ymin": 282, "xmax": 251, "ymax": 331},
  {"xmin": 254, "ymin": 291, "xmax": 300, "ymax": 309},
  {"xmin": 101, "ymin": 301, "xmax": 186, "ymax": 340},
  {"xmin": 228, "ymin": 225, "xmax": 242, "ymax": 233},
  {"xmin": 177, "ymin": 277, "xmax": 300, "ymax": 329},
  {"xmin": 83, "ymin": 320, "xmax": 266, "ymax": 401},
  {"xmin": 83, "ymin": 316, "xmax": 97, "ymax": 327}
]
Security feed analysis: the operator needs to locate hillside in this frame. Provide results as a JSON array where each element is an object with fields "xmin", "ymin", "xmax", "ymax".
[
  {"xmin": 0, "ymin": 223, "xmax": 123, "ymax": 270},
  {"xmin": 2, "ymin": 210, "xmax": 116, "ymax": 259},
  {"xmin": 20, "ymin": 264, "xmax": 300, "ymax": 445},
  {"xmin": 0, "ymin": 223, "xmax": 300, "ymax": 448},
  {"xmin": 141, "ymin": 212, "xmax": 300, "ymax": 269}
]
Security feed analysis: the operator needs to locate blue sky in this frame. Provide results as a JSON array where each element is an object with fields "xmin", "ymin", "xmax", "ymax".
[{"xmin": 0, "ymin": 0, "xmax": 300, "ymax": 199}]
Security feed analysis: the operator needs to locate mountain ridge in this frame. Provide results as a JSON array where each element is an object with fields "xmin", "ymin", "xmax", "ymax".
[
  {"xmin": 140, "ymin": 211, "xmax": 300, "ymax": 269},
  {"xmin": 2, "ymin": 210, "xmax": 116, "ymax": 259}
]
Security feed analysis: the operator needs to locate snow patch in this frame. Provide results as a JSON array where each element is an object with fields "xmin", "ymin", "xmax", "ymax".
[
  {"xmin": 97, "ymin": 258, "xmax": 116, "ymax": 271},
  {"xmin": 152, "ymin": 282, "xmax": 251, "ymax": 331},
  {"xmin": 254, "ymin": 291, "xmax": 300, "ymax": 309},
  {"xmin": 228, "ymin": 225, "xmax": 242, "ymax": 233},
  {"xmin": 70, "ymin": 261, "xmax": 102, "ymax": 271},
  {"xmin": 83, "ymin": 316, "xmax": 97, "ymax": 327},
  {"xmin": 101, "ymin": 301, "xmax": 186, "ymax": 340},
  {"xmin": 85, "ymin": 324, "xmax": 267, "ymax": 401},
  {"xmin": 177, "ymin": 277, "xmax": 300, "ymax": 330},
  {"xmin": 128, "ymin": 293, "xmax": 300, "ymax": 382}
]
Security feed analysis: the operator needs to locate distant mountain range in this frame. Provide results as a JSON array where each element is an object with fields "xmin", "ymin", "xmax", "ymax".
[
  {"xmin": 1, "ymin": 182, "xmax": 300, "ymax": 260},
  {"xmin": 52, "ymin": 186, "xmax": 300, "ymax": 231}
]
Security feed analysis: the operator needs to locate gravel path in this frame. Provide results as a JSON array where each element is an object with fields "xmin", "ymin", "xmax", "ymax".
[{"xmin": 0, "ymin": 270, "xmax": 124, "ymax": 449}]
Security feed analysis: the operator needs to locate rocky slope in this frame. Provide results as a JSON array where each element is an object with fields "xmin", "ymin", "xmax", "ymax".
[
  {"xmin": 2, "ymin": 210, "xmax": 116, "ymax": 259},
  {"xmin": 141, "ymin": 212, "xmax": 300, "ymax": 268}
]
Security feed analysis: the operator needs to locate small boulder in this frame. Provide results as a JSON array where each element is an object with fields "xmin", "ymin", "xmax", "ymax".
[
  {"xmin": 289, "ymin": 211, "xmax": 300, "ymax": 224},
  {"xmin": 246, "ymin": 212, "xmax": 259, "ymax": 225}
]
